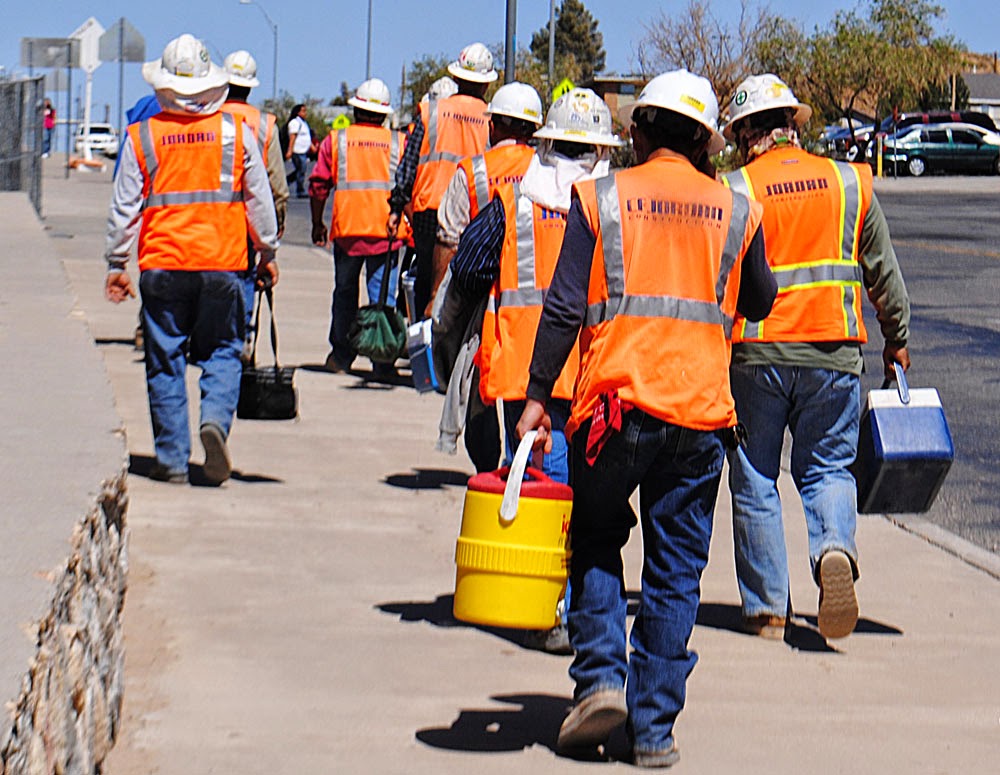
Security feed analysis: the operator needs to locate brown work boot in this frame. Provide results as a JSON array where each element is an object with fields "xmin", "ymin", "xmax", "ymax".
[
  {"xmin": 817, "ymin": 550, "xmax": 859, "ymax": 639},
  {"xmin": 557, "ymin": 688, "xmax": 627, "ymax": 754},
  {"xmin": 741, "ymin": 613, "xmax": 787, "ymax": 640},
  {"xmin": 199, "ymin": 423, "xmax": 232, "ymax": 485}
]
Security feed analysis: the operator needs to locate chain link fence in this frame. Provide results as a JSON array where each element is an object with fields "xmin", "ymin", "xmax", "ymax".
[{"xmin": 0, "ymin": 76, "xmax": 43, "ymax": 216}]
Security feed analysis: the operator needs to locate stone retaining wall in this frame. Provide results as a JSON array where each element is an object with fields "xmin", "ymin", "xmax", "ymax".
[{"xmin": 1, "ymin": 473, "xmax": 128, "ymax": 775}]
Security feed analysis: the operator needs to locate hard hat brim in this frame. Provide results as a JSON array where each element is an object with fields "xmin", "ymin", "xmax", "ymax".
[
  {"xmin": 447, "ymin": 61, "xmax": 498, "ymax": 83},
  {"xmin": 622, "ymin": 100, "xmax": 727, "ymax": 156},
  {"xmin": 348, "ymin": 96, "xmax": 393, "ymax": 114},
  {"xmin": 533, "ymin": 126, "xmax": 624, "ymax": 147},
  {"xmin": 227, "ymin": 73, "xmax": 260, "ymax": 88},
  {"xmin": 143, "ymin": 58, "xmax": 231, "ymax": 95},
  {"xmin": 485, "ymin": 108, "xmax": 543, "ymax": 126},
  {"xmin": 722, "ymin": 102, "xmax": 813, "ymax": 140}
]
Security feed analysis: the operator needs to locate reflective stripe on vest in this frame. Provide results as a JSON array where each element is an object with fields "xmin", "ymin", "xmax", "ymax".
[
  {"xmin": 334, "ymin": 129, "xmax": 400, "ymax": 192},
  {"xmin": 728, "ymin": 157, "xmax": 864, "ymax": 340},
  {"xmin": 138, "ymin": 113, "xmax": 243, "ymax": 209},
  {"xmin": 470, "ymin": 155, "xmax": 490, "ymax": 213},
  {"xmin": 584, "ymin": 175, "xmax": 749, "ymax": 337},
  {"xmin": 485, "ymin": 186, "xmax": 547, "ymax": 312},
  {"xmin": 418, "ymin": 99, "xmax": 468, "ymax": 165}
]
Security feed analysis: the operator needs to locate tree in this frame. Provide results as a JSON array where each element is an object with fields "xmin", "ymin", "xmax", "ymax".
[
  {"xmin": 402, "ymin": 53, "xmax": 452, "ymax": 116},
  {"xmin": 330, "ymin": 81, "xmax": 352, "ymax": 107},
  {"xmin": 637, "ymin": 0, "xmax": 787, "ymax": 106},
  {"xmin": 530, "ymin": 0, "xmax": 606, "ymax": 83}
]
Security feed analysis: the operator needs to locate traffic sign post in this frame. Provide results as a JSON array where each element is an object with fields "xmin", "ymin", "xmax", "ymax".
[
  {"xmin": 21, "ymin": 37, "xmax": 78, "ymax": 176},
  {"xmin": 99, "ymin": 18, "xmax": 145, "ymax": 147},
  {"xmin": 70, "ymin": 18, "xmax": 105, "ymax": 164}
]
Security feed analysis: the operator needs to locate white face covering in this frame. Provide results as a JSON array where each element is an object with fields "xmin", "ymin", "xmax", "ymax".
[
  {"xmin": 518, "ymin": 141, "xmax": 612, "ymax": 213},
  {"xmin": 155, "ymin": 85, "xmax": 229, "ymax": 116}
]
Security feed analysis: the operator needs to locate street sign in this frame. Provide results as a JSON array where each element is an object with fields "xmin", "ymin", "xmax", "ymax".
[
  {"xmin": 552, "ymin": 77, "xmax": 575, "ymax": 102},
  {"xmin": 20, "ymin": 37, "xmax": 79, "ymax": 69},
  {"xmin": 331, "ymin": 114, "xmax": 351, "ymax": 130},
  {"xmin": 98, "ymin": 18, "xmax": 145, "ymax": 63},
  {"xmin": 70, "ymin": 17, "xmax": 105, "ymax": 74}
]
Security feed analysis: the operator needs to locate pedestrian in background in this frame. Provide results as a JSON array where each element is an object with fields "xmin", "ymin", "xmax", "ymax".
[
  {"xmin": 42, "ymin": 98, "xmax": 55, "ymax": 157},
  {"xmin": 722, "ymin": 74, "xmax": 911, "ymax": 642},
  {"xmin": 517, "ymin": 70, "xmax": 776, "ymax": 766},
  {"xmin": 387, "ymin": 42, "xmax": 496, "ymax": 318},
  {"xmin": 104, "ymin": 34, "xmax": 279, "ymax": 486},
  {"xmin": 285, "ymin": 103, "xmax": 312, "ymax": 197},
  {"xmin": 309, "ymin": 77, "xmax": 410, "ymax": 376},
  {"xmin": 222, "ymin": 48, "xmax": 290, "ymax": 354}
]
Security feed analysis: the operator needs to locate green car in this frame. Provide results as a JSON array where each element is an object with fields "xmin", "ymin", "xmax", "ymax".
[{"xmin": 867, "ymin": 122, "xmax": 1000, "ymax": 177}]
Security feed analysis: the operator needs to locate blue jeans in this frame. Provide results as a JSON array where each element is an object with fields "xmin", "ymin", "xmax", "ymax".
[
  {"xmin": 728, "ymin": 364, "xmax": 860, "ymax": 619},
  {"xmin": 568, "ymin": 410, "xmax": 723, "ymax": 755},
  {"xmin": 139, "ymin": 270, "xmax": 246, "ymax": 474},
  {"xmin": 327, "ymin": 245, "xmax": 399, "ymax": 365},
  {"xmin": 289, "ymin": 152, "xmax": 309, "ymax": 196},
  {"xmin": 43, "ymin": 127, "xmax": 53, "ymax": 155}
]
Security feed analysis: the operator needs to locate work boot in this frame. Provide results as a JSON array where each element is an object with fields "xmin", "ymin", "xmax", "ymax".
[
  {"xmin": 633, "ymin": 740, "xmax": 681, "ymax": 768},
  {"xmin": 817, "ymin": 550, "xmax": 858, "ymax": 639},
  {"xmin": 741, "ymin": 614, "xmax": 787, "ymax": 640},
  {"xmin": 557, "ymin": 688, "xmax": 627, "ymax": 754},
  {"xmin": 522, "ymin": 623, "xmax": 573, "ymax": 655},
  {"xmin": 199, "ymin": 423, "xmax": 232, "ymax": 485}
]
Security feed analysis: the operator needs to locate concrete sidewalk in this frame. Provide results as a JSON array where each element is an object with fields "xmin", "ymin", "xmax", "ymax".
[{"xmin": 41, "ymin": 160, "xmax": 1000, "ymax": 774}]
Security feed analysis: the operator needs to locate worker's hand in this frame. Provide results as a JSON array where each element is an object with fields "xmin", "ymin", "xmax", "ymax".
[
  {"xmin": 311, "ymin": 221, "xmax": 328, "ymax": 247},
  {"xmin": 256, "ymin": 260, "xmax": 279, "ymax": 290},
  {"xmin": 105, "ymin": 270, "xmax": 136, "ymax": 303},
  {"xmin": 516, "ymin": 399, "xmax": 553, "ymax": 455},
  {"xmin": 883, "ymin": 342, "xmax": 910, "ymax": 381},
  {"xmin": 386, "ymin": 212, "xmax": 400, "ymax": 241}
]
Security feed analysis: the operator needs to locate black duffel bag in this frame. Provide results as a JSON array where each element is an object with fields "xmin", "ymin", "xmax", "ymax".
[{"xmin": 238, "ymin": 288, "xmax": 298, "ymax": 420}]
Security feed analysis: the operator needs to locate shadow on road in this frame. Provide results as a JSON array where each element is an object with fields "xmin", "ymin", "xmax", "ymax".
[{"xmin": 384, "ymin": 468, "xmax": 470, "ymax": 489}]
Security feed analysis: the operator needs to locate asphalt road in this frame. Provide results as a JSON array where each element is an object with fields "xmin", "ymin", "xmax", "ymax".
[{"xmin": 283, "ymin": 175, "xmax": 1000, "ymax": 557}]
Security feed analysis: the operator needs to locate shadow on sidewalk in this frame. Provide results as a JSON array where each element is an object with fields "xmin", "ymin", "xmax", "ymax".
[
  {"xmin": 129, "ymin": 453, "xmax": 285, "ymax": 486},
  {"xmin": 416, "ymin": 693, "xmax": 567, "ymax": 754},
  {"xmin": 384, "ymin": 468, "xmax": 470, "ymax": 489},
  {"xmin": 377, "ymin": 594, "xmax": 567, "ymax": 653}
]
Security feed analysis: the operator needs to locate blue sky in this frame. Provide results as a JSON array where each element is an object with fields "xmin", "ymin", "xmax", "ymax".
[{"xmin": 2, "ymin": 1, "xmax": 994, "ymax": 128}]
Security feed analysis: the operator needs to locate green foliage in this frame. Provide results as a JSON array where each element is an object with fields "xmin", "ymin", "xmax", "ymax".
[
  {"xmin": 262, "ymin": 91, "xmax": 330, "ymax": 141},
  {"xmin": 402, "ymin": 53, "xmax": 452, "ymax": 116},
  {"xmin": 529, "ymin": 0, "xmax": 606, "ymax": 83},
  {"xmin": 330, "ymin": 82, "xmax": 352, "ymax": 107}
]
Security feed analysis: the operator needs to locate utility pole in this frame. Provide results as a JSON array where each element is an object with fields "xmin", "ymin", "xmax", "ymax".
[{"xmin": 505, "ymin": 0, "xmax": 516, "ymax": 83}]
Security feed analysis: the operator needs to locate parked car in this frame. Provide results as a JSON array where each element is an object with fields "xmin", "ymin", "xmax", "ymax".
[
  {"xmin": 867, "ymin": 122, "xmax": 1000, "ymax": 176},
  {"xmin": 822, "ymin": 124, "xmax": 874, "ymax": 160},
  {"xmin": 74, "ymin": 123, "xmax": 119, "ymax": 157},
  {"xmin": 878, "ymin": 110, "xmax": 997, "ymax": 135}
]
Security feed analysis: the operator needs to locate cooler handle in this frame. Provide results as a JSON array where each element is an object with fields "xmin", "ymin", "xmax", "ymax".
[
  {"xmin": 881, "ymin": 361, "xmax": 910, "ymax": 405},
  {"xmin": 500, "ymin": 430, "xmax": 538, "ymax": 524}
]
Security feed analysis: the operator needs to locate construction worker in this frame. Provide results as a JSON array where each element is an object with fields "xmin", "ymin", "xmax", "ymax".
[
  {"xmin": 516, "ymin": 70, "xmax": 776, "ymax": 765},
  {"xmin": 432, "ymin": 81, "xmax": 543, "ymax": 475},
  {"xmin": 104, "ymin": 34, "xmax": 279, "ymax": 486},
  {"xmin": 221, "ymin": 49, "xmax": 289, "ymax": 349},
  {"xmin": 309, "ymin": 77, "xmax": 411, "ymax": 375},
  {"xmin": 721, "ymin": 74, "xmax": 911, "ymax": 642},
  {"xmin": 450, "ymin": 87, "xmax": 623, "ymax": 655},
  {"xmin": 387, "ymin": 42, "xmax": 496, "ymax": 318}
]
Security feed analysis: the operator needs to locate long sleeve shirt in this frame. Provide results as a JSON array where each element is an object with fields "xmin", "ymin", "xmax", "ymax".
[
  {"xmin": 105, "ymin": 117, "xmax": 279, "ymax": 270},
  {"xmin": 388, "ymin": 115, "xmax": 424, "ymax": 215},
  {"xmin": 525, "ymin": 195, "xmax": 776, "ymax": 405}
]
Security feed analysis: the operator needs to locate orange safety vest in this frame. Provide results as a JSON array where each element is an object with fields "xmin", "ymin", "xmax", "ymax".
[
  {"xmin": 569, "ymin": 155, "xmax": 763, "ymax": 438},
  {"xmin": 411, "ymin": 94, "xmax": 490, "ymax": 213},
  {"xmin": 458, "ymin": 142, "xmax": 536, "ymax": 221},
  {"xmin": 479, "ymin": 183, "xmax": 579, "ymax": 403},
  {"xmin": 329, "ymin": 124, "xmax": 411, "ymax": 241},
  {"xmin": 723, "ymin": 147, "xmax": 872, "ymax": 344},
  {"xmin": 129, "ymin": 112, "xmax": 248, "ymax": 273},
  {"xmin": 221, "ymin": 101, "xmax": 276, "ymax": 163}
]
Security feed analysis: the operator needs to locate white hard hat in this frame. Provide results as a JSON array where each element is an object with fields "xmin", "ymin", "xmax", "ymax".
[
  {"xmin": 349, "ymin": 78, "xmax": 393, "ymax": 114},
  {"xmin": 422, "ymin": 76, "xmax": 458, "ymax": 103},
  {"xmin": 223, "ymin": 50, "xmax": 260, "ymax": 88},
  {"xmin": 723, "ymin": 73, "xmax": 812, "ymax": 140},
  {"xmin": 485, "ymin": 82, "xmax": 543, "ymax": 126},
  {"xmin": 627, "ymin": 70, "xmax": 726, "ymax": 155},
  {"xmin": 447, "ymin": 42, "xmax": 498, "ymax": 84},
  {"xmin": 143, "ymin": 34, "xmax": 229, "ymax": 95},
  {"xmin": 533, "ymin": 88, "xmax": 623, "ymax": 147}
]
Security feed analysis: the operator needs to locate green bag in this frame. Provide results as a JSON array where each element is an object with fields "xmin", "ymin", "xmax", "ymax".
[{"xmin": 348, "ymin": 249, "xmax": 407, "ymax": 364}]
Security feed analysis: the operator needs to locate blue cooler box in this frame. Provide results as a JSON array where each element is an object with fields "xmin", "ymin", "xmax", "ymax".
[
  {"xmin": 407, "ymin": 319, "xmax": 439, "ymax": 394},
  {"xmin": 854, "ymin": 367, "xmax": 953, "ymax": 514}
]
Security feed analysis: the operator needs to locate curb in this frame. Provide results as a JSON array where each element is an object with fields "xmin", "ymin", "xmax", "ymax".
[{"xmin": 884, "ymin": 514, "xmax": 1000, "ymax": 582}]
